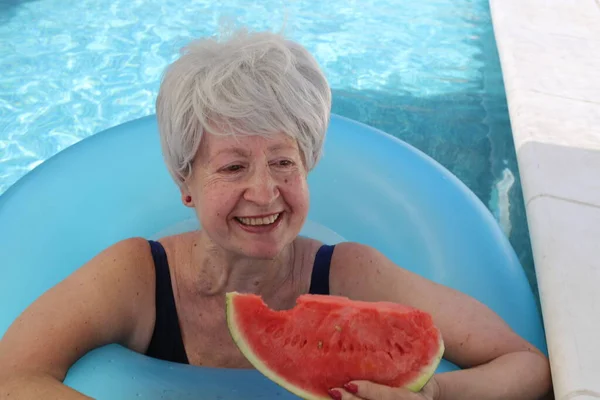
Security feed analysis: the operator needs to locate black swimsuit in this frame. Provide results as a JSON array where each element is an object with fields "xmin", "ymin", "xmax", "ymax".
[{"xmin": 144, "ymin": 240, "xmax": 335, "ymax": 364}]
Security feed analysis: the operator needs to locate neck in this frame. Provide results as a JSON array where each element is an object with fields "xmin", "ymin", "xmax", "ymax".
[{"xmin": 192, "ymin": 231, "xmax": 295, "ymax": 298}]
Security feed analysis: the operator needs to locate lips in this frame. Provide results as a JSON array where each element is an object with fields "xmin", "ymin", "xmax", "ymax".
[
  {"xmin": 235, "ymin": 213, "xmax": 281, "ymax": 226},
  {"xmin": 233, "ymin": 212, "xmax": 283, "ymax": 233}
]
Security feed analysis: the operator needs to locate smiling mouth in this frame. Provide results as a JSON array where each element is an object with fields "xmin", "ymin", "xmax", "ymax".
[{"xmin": 234, "ymin": 213, "xmax": 281, "ymax": 226}]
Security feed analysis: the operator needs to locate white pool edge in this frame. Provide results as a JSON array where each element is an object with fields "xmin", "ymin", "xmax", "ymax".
[{"xmin": 488, "ymin": 1, "xmax": 600, "ymax": 399}]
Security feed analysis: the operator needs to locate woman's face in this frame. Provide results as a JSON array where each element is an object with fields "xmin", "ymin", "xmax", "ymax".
[{"xmin": 184, "ymin": 131, "xmax": 310, "ymax": 259}]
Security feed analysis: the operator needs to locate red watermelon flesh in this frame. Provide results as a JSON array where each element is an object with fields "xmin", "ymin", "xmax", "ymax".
[{"xmin": 226, "ymin": 292, "xmax": 444, "ymax": 400}]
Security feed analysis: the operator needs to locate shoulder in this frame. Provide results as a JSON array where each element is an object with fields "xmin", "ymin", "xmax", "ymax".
[
  {"xmin": 328, "ymin": 241, "xmax": 464, "ymax": 315},
  {"xmin": 328, "ymin": 242, "xmax": 402, "ymax": 298},
  {"xmin": 73, "ymin": 237, "xmax": 159, "ymax": 326},
  {"xmin": 91, "ymin": 236, "xmax": 155, "ymax": 260},
  {"xmin": 330, "ymin": 241, "xmax": 388, "ymax": 271},
  {"xmin": 329, "ymin": 241, "xmax": 470, "ymax": 309},
  {"xmin": 105, "ymin": 236, "xmax": 156, "ymax": 259},
  {"xmin": 89, "ymin": 237, "xmax": 157, "ymax": 282},
  {"xmin": 68, "ymin": 237, "xmax": 160, "ymax": 350},
  {"xmin": 330, "ymin": 241, "xmax": 382, "ymax": 267},
  {"xmin": 76, "ymin": 237, "xmax": 159, "ymax": 312}
]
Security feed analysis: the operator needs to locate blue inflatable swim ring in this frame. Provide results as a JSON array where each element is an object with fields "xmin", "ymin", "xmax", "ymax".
[{"xmin": 0, "ymin": 114, "xmax": 546, "ymax": 399}]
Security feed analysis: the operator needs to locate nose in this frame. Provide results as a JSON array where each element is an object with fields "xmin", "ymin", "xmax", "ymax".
[{"xmin": 242, "ymin": 164, "xmax": 279, "ymax": 206}]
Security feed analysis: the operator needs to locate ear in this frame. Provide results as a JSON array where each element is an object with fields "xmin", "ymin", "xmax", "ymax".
[{"xmin": 180, "ymin": 186, "xmax": 195, "ymax": 208}]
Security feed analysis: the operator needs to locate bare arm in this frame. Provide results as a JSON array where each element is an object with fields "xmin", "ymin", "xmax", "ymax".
[
  {"xmin": 0, "ymin": 238, "xmax": 156, "ymax": 399},
  {"xmin": 329, "ymin": 242, "xmax": 552, "ymax": 400}
]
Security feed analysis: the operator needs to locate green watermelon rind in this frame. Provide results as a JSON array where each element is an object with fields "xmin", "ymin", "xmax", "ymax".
[
  {"xmin": 225, "ymin": 291, "xmax": 444, "ymax": 400},
  {"xmin": 404, "ymin": 337, "xmax": 445, "ymax": 392}
]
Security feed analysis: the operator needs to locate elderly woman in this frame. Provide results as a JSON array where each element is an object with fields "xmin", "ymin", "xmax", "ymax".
[{"xmin": 0, "ymin": 30, "xmax": 551, "ymax": 399}]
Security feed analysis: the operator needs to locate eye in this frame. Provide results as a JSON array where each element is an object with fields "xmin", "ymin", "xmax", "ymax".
[
  {"xmin": 273, "ymin": 159, "xmax": 294, "ymax": 168},
  {"xmin": 222, "ymin": 164, "xmax": 244, "ymax": 173}
]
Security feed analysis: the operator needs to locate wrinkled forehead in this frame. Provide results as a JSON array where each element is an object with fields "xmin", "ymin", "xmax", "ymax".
[{"xmin": 196, "ymin": 130, "xmax": 300, "ymax": 163}]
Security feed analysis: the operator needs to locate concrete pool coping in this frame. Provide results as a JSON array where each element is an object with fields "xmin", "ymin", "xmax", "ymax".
[{"xmin": 489, "ymin": 0, "xmax": 600, "ymax": 398}]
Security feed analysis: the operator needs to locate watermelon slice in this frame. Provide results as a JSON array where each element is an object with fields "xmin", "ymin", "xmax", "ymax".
[{"xmin": 226, "ymin": 292, "xmax": 444, "ymax": 399}]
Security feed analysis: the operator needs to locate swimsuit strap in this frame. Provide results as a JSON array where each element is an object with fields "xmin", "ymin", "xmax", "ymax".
[
  {"xmin": 309, "ymin": 244, "xmax": 335, "ymax": 295},
  {"xmin": 145, "ymin": 240, "xmax": 189, "ymax": 364}
]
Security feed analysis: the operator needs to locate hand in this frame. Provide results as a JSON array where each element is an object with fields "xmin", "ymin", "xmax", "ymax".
[{"xmin": 328, "ymin": 377, "xmax": 440, "ymax": 400}]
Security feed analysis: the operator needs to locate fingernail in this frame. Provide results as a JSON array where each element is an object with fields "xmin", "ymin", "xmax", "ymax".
[
  {"xmin": 328, "ymin": 389, "xmax": 342, "ymax": 400},
  {"xmin": 344, "ymin": 383, "xmax": 358, "ymax": 394}
]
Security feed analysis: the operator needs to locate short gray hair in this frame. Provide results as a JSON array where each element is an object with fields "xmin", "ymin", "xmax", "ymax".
[{"xmin": 156, "ymin": 29, "xmax": 332, "ymax": 187}]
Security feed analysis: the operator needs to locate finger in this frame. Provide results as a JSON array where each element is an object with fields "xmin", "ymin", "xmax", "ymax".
[
  {"xmin": 327, "ymin": 388, "xmax": 362, "ymax": 400},
  {"xmin": 344, "ymin": 380, "xmax": 417, "ymax": 400}
]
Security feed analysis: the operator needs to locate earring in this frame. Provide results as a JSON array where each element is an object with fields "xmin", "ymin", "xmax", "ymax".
[{"xmin": 185, "ymin": 195, "xmax": 192, "ymax": 203}]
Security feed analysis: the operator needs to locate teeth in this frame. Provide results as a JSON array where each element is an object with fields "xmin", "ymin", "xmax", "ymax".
[{"xmin": 237, "ymin": 213, "xmax": 280, "ymax": 226}]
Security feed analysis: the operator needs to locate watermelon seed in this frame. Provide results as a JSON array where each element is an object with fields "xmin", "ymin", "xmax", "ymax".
[
  {"xmin": 300, "ymin": 339, "xmax": 307, "ymax": 348},
  {"xmin": 394, "ymin": 343, "xmax": 405, "ymax": 355},
  {"xmin": 318, "ymin": 341, "xmax": 323, "ymax": 349},
  {"xmin": 335, "ymin": 325, "xmax": 342, "ymax": 332}
]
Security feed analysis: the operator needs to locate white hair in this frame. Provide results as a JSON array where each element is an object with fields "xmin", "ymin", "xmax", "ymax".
[{"xmin": 156, "ymin": 28, "xmax": 332, "ymax": 187}]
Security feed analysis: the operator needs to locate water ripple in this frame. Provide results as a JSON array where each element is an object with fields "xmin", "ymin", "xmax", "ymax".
[{"xmin": 0, "ymin": 0, "xmax": 521, "ymax": 265}]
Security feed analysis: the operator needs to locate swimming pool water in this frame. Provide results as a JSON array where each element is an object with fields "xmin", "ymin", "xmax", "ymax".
[{"xmin": 0, "ymin": 0, "xmax": 537, "ymax": 297}]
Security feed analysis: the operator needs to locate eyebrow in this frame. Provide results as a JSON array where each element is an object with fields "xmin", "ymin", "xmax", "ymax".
[
  {"xmin": 206, "ymin": 148, "xmax": 247, "ymax": 165},
  {"xmin": 267, "ymin": 143, "xmax": 298, "ymax": 152},
  {"xmin": 209, "ymin": 143, "xmax": 297, "ymax": 162},
  {"xmin": 212, "ymin": 148, "xmax": 249, "ymax": 158}
]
